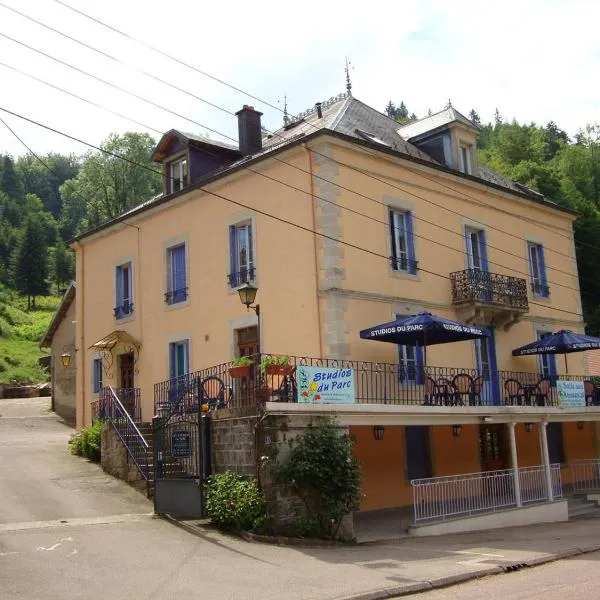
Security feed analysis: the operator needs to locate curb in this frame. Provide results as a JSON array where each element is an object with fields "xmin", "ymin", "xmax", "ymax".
[{"xmin": 164, "ymin": 516, "xmax": 600, "ymax": 600}]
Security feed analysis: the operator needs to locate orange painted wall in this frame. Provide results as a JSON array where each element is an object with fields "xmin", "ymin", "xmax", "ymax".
[
  {"xmin": 562, "ymin": 422, "xmax": 596, "ymax": 484},
  {"xmin": 515, "ymin": 424, "xmax": 542, "ymax": 466},
  {"xmin": 431, "ymin": 425, "xmax": 481, "ymax": 475}
]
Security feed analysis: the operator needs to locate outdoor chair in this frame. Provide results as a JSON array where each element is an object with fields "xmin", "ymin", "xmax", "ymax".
[
  {"xmin": 436, "ymin": 377, "xmax": 457, "ymax": 406},
  {"xmin": 451, "ymin": 373, "xmax": 474, "ymax": 406},
  {"xmin": 424, "ymin": 376, "xmax": 439, "ymax": 405},
  {"xmin": 534, "ymin": 377, "xmax": 552, "ymax": 406},
  {"xmin": 584, "ymin": 380, "xmax": 598, "ymax": 406},
  {"xmin": 199, "ymin": 375, "xmax": 227, "ymax": 410},
  {"xmin": 471, "ymin": 375, "xmax": 483, "ymax": 406},
  {"xmin": 504, "ymin": 378, "xmax": 523, "ymax": 406}
]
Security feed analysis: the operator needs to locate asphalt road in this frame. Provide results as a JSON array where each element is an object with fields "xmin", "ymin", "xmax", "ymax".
[{"xmin": 416, "ymin": 550, "xmax": 600, "ymax": 599}]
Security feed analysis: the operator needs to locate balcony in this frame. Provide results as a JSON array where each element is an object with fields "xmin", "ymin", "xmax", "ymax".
[
  {"xmin": 113, "ymin": 300, "xmax": 134, "ymax": 319},
  {"xmin": 450, "ymin": 269, "xmax": 528, "ymax": 328},
  {"xmin": 153, "ymin": 354, "xmax": 598, "ymax": 413}
]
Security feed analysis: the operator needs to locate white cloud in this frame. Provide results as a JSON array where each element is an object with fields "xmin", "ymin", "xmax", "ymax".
[{"xmin": 0, "ymin": 0, "xmax": 598, "ymax": 158}]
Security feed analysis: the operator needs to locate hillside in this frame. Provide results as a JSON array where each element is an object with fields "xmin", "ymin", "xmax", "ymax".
[{"xmin": 0, "ymin": 289, "xmax": 59, "ymax": 384}]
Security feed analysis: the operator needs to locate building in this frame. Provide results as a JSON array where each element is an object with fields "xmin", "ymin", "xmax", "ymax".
[
  {"xmin": 71, "ymin": 92, "xmax": 600, "ymax": 532},
  {"xmin": 40, "ymin": 282, "xmax": 76, "ymax": 424}
]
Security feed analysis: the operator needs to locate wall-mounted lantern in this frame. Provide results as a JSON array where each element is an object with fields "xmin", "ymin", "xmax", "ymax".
[
  {"xmin": 452, "ymin": 424, "xmax": 463, "ymax": 437},
  {"xmin": 373, "ymin": 425, "xmax": 385, "ymax": 441},
  {"xmin": 525, "ymin": 422, "xmax": 534, "ymax": 433},
  {"xmin": 577, "ymin": 421, "xmax": 585, "ymax": 430},
  {"xmin": 60, "ymin": 352, "xmax": 71, "ymax": 368}
]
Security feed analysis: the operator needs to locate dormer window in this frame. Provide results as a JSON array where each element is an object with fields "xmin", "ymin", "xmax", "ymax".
[
  {"xmin": 459, "ymin": 144, "xmax": 473, "ymax": 174},
  {"xmin": 168, "ymin": 157, "xmax": 188, "ymax": 193}
]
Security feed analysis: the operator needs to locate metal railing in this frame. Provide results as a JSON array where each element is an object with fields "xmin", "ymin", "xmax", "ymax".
[
  {"xmin": 450, "ymin": 269, "xmax": 529, "ymax": 311},
  {"xmin": 227, "ymin": 266, "xmax": 256, "ymax": 288},
  {"xmin": 99, "ymin": 387, "xmax": 149, "ymax": 480},
  {"xmin": 570, "ymin": 459, "xmax": 600, "ymax": 492},
  {"xmin": 113, "ymin": 300, "xmax": 134, "ymax": 319},
  {"xmin": 164, "ymin": 287, "xmax": 188, "ymax": 305},
  {"xmin": 412, "ymin": 463, "xmax": 562, "ymax": 524},
  {"xmin": 154, "ymin": 353, "xmax": 597, "ymax": 412}
]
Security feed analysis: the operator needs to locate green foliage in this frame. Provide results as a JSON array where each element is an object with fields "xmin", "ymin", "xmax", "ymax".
[
  {"xmin": 0, "ymin": 339, "xmax": 48, "ymax": 383},
  {"xmin": 70, "ymin": 421, "xmax": 104, "ymax": 462},
  {"xmin": 231, "ymin": 356, "xmax": 253, "ymax": 367},
  {"xmin": 50, "ymin": 241, "xmax": 75, "ymax": 293},
  {"xmin": 259, "ymin": 354, "xmax": 289, "ymax": 374},
  {"xmin": 274, "ymin": 419, "xmax": 361, "ymax": 540},
  {"xmin": 384, "ymin": 100, "xmax": 417, "ymax": 124},
  {"xmin": 205, "ymin": 471, "xmax": 267, "ymax": 531}
]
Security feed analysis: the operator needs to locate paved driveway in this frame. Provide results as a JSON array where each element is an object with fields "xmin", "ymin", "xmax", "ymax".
[{"xmin": 0, "ymin": 396, "xmax": 151, "ymax": 524}]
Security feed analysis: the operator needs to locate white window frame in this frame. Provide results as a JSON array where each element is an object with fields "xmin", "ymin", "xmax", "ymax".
[
  {"xmin": 459, "ymin": 144, "xmax": 472, "ymax": 174},
  {"xmin": 168, "ymin": 156, "xmax": 188, "ymax": 193},
  {"xmin": 115, "ymin": 261, "xmax": 134, "ymax": 319}
]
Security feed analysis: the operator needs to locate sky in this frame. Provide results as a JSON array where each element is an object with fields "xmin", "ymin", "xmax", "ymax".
[{"xmin": 0, "ymin": 0, "xmax": 599, "ymax": 158}]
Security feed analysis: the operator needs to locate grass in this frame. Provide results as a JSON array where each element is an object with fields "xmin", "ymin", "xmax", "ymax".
[{"xmin": 0, "ymin": 288, "xmax": 60, "ymax": 384}]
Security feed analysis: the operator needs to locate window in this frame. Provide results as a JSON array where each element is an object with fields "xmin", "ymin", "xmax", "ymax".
[
  {"xmin": 538, "ymin": 331, "xmax": 557, "ymax": 380},
  {"xmin": 166, "ymin": 244, "xmax": 187, "ymax": 304},
  {"xmin": 92, "ymin": 358, "xmax": 103, "ymax": 394},
  {"xmin": 355, "ymin": 129, "xmax": 391, "ymax": 147},
  {"xmin": 114, "ymin": 262, "xmax": 133, "ymax": 319},
  {"xmin": 169, "ymin": 157, "xmax": 188, "ymax": 193},
  {"xmin": 547, "ymin": 422, "xmax": 565, "ymax": 464},
  {"xmin": 228, "ymin": 223, "xmax": 254, "ymax": 288},
  {"xmin": 398, "ymin": 343, "xmax": 424, "ymax": 384},
  {"xmin": 169, "ymin": 340, "xmax": 189, "ymax": 379},
  {"xmin": 459, "ymin": 145, "xmax": 472, "ymax": 174},
  {"xmin": 528, "ymin": 242, "xmax": 549, "ymax": 297},
  {"xmin": 389, "ymin": 209, "xmax": 417, "ymax": 274},
  {"xmin": 465, "ymin": 227, "xmax": 488, "ymax": 271}
]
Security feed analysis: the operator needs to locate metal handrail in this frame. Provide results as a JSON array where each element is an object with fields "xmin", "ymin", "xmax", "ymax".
[
  {"xmin": 411, "ymin": 463, "xmax": 561, "ymax": 524},
  {"xmin": 570, "ymin": 459, "xmax": 600, "ymax": 492},
  {"xmin": 99, "ymin": 386, "xmax": 149, "ymax": 480}
]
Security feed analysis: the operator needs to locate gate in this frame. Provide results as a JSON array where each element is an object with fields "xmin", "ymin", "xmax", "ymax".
[{"xmin": 153, "ymin": 399, "xmax": 211, "ymax": 517}]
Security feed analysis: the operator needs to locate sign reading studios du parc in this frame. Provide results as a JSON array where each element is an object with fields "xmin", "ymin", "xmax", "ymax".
[{"xmin": 297, "ymin": 366, "xmax": 356, "ymax": 404}]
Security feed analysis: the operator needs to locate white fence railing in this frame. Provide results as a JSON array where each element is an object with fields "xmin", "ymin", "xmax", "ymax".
[
  {"xmin": 571, "ymin": 459, "xmax": 600, "ymax": 492},
  {"xmin": 412, "ymin": 464, "xmax": 562, "ymax": 524}
]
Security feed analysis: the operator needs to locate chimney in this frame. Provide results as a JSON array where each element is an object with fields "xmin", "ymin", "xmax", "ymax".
[
  {"xmin": 315, "ymin": 102, "xmax": 323, "ymax": 119},
  {"xmin": 236, "ymin": 105, "xmax": 263, "ymax": 156}
]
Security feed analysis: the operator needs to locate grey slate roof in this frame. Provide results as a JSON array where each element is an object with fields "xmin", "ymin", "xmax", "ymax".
[{"xmin": 397, "ymin": 106, "xmax": 478, "ymax": 141}]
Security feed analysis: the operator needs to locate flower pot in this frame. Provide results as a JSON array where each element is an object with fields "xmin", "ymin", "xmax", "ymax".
[
  {"xmin": 229, "ymin": 365, "xmax": 251, "ymax": 378},
  {"xmin": 265, "ymin": 364, "xmax": 294, "ymax": 377}
]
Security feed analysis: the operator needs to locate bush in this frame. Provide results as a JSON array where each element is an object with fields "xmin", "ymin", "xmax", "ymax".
[
  {"xmin": 70, "ymin": 420, "xmax": 104, "ymax": 461},
  {"xmin": 205, "ymin": 471, "xmax": 266, "ymax": 531},
  {"xmin": 274, "ymin": 418, "xmax": 361, "ymax": 540}
]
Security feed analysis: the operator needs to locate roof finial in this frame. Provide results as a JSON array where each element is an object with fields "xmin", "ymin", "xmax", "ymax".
[
  {"xmin": 345, "ymin": 57, "xmax": 353, "ymax": 96},
  {"xmin": 283, "ymin": 93, "xmax": 289, "ymax": 126},
  {"xmin": 446, "ymin": 98, "xmax": 452, "ymax": 109}
]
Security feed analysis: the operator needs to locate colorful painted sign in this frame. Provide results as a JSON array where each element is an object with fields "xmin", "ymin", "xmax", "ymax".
[
  {"xmin": 297, "ymin": 366, "xmax": 355, "ymax": 404},
  {"xmin": 556, "ymin": 380, "xmax": 585, "ymax": 408}
]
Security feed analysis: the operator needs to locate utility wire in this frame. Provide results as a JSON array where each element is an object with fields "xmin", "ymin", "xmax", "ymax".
[
  {"xmin": 45, "ymin": 0, "xmax": 593, "ymax": 257},
  {"xmin": 0, "ymin": 57, "xmax": 586, "ymax": 300},
  {"xmin": 0, "ymin": 104, "xmax": 584, "ymax": 320}
]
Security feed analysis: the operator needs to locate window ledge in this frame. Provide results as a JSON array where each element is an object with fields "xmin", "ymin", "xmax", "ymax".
[
  {"xmin": 164, "ymin": 298, "xmax": 191, "ymax": 312},
  {"xmin": 531, "ymin": 294, "xmax": 551, "ymax": 303},
  {"xmin": 114, "ymin": 313, "xmax": 135, "ymax": 324},
  {"xmin": 388, "ymin": 268, "xmax": 420, "ymax": 281}
]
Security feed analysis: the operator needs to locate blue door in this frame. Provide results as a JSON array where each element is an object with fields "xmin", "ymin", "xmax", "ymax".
[
  {"xmin": 405, "ymin": 426, "xmax": 432, "ymax": 481},
  {"xmin": 475, "ymin": 328, "xmax": 500, "ymax": 405}
]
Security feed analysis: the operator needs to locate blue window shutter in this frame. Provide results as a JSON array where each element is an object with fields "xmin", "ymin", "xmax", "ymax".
[
  {"xmin": 464, "ymin": 227, "xmax": 473, "ymax": 268},
  {"xmin": 115, "ymin": 266, "xmax": 123, "ymax": 317},
  {"xmin": 169, "ymin": 343, "xmax": 177, "ymax": 380},
  {"xmin": 538, "ymin": 245, "xmax": 548, "ymax": 296},
  {"xmin": 172, "ymin": 245, "xmax": 186, "ymax": 301},
  {"xmin": 405, "ymin": 212, "xmax": 417, "ymax": 274},
  {"xmin": 229, "ymin": 225, "xmax": 238, "ymax": 287},
  {"xmin": 478, "ymin": 230, "xmax": 489, "ymax": 272},
  {"xmin": 415, "ymin": 344, "xmax": 424, "ymax": 385},
  {"xmin": 247, "ymin": 224, "xmax": 254, "ymax": 279}
]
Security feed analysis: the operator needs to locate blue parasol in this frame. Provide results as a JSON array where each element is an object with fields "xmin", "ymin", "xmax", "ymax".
[
  {"xmin": 360, "ymin": 311, "xmax": 489, "ymax": 366},
  {"xmin": 512, "ymin": 329, "xmax": 600, "ymax": 374}
]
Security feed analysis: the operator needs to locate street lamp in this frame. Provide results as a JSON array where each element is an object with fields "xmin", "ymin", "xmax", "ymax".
[{"xmin": 237, "ymin": 282, "xmax": 259, "ymax": 316}]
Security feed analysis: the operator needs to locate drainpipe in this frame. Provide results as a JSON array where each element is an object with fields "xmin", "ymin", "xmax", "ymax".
[
  {"xmin": 74, "ymin": 240, "xmax": 85, "ymax": 428},
  {"xmin": 507, "ymin": 422, "xmax": 521, "ymax": 507},
  {"xmin": 304, "ymin": 143, "xmax": 324, "ymax": 357},
  {"xmin": 539, "ymin": 421, "xmax": 554, "ymax": 501}
]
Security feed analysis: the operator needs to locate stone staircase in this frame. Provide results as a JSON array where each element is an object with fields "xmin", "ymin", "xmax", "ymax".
[{"xmin": 567, "ymin": 494, "xmax": 600, "ymax": 519}]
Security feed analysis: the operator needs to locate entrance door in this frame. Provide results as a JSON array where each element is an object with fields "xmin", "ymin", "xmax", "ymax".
[
  {"xmin": 479, "ymin": 425, "xmax": 508, "ymax": 471},
  {"xmin": 475, "ymin": 328, "xmax": 500, "ymax": 405},
  {"xmin": 405, "ymin": 426, "xmax": 432, "ymax": 481},
  {"xmin": 119, "ymin": 352, "xmax": 135, "ymax": 389}
]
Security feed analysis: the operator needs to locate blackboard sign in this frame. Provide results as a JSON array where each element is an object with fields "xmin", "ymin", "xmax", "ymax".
[{"xmin": 171, "ymin": 430, "xmax": 192, "ymax": 458}]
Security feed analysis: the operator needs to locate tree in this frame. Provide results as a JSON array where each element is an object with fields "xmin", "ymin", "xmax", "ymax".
[
  {"xmin": 0, "ymin": 155, "xmax": 24, "ymax": 200},
  {"xmin": 50, "ymin": 240, "xmax": 75, "ymax": 294},
  {"xmin": 469, "ymin": 109, "xmax": 481, "ymax": 127},
  {"xmin": 60, "ymin": 132, "xmax": 160, "ymax": 231},
  {"xmin": 494, "ymin": 108, "xmax": 503, "ymax": 126},
  {"xmin": 12, "ymin": 215, "xmax": 49, "ymax": 309}
]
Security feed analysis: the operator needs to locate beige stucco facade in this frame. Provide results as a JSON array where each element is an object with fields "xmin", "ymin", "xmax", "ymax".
[{"xmin": 74, "ymin": 134, "xmax": 584, "ymax": 427}]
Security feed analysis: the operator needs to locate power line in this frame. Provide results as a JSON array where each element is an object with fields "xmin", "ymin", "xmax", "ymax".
[
  {"xmin": 0, "ymin": 54, "xmax": 585, "ymax": 300},
  {"xmin": 45, "ymin": 0, "xmax": 595, "ymax": 259},
  {"xmin": 0, "ymin": 12, "xmax": 584, "ymax": 269},
  {"xmin": 0, "ymin": 104, "xmax": 584, "ymax": 320}
]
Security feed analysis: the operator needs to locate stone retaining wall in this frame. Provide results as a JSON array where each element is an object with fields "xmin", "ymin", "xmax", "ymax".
[{"xmin": 101, "ymin": 424, "xmax": 147, "ymax": 495}]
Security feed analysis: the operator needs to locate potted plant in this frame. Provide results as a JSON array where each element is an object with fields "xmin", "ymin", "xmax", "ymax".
[
  {"xmin": 228, "ymin": 356, "xmax": 253, "ymax": 378},
  {"xmin": 259, "ymin": 355, "xmax": 294, "ymax": 377}
]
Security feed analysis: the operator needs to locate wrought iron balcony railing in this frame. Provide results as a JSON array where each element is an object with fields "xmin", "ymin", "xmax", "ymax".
[
  {"xmin": 165, "ymin": 287, "xmax": 188, "ymax": 305},
  {"xmin": 113, "ymin": 300, "xmax": 134, "ymax": 319},
  {"xmin": 153, "ymin": 353, "xmax": 598, "ymax": 413},
  {"xmin": 450, "ymin": 269, "xmax": 528, "ymax": 311},
  {"xmin": 390, "ymin": 256, "xmax": 419, "ymax": 274},
  {"xmin": 228, "ymin": 266, "xmax": 256, "ymax": 288},
  {"xmin": 531, "ymin": 281, "xmax": 550, "ymax": 298}
]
